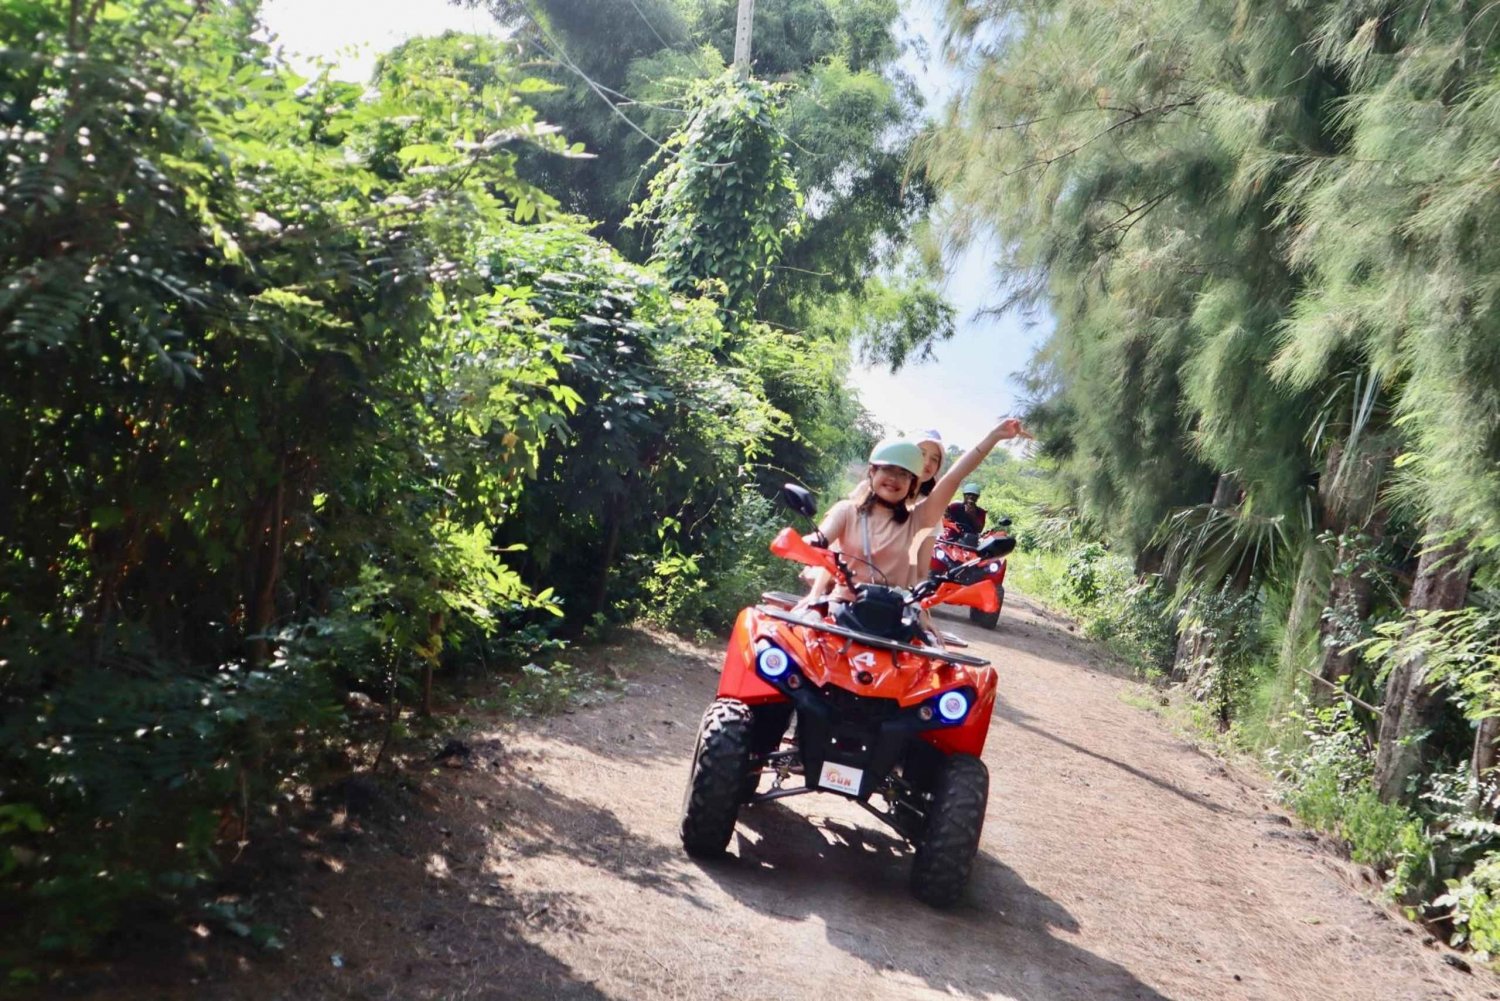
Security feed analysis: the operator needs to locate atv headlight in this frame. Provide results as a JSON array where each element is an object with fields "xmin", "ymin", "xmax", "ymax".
[
  {"xmin": 755, "ymin": 641, "xmax": 792, "ymax": 680},
  {"xmin": 936, "ymin": 689, "xmax": 970, "ymax": 723}
]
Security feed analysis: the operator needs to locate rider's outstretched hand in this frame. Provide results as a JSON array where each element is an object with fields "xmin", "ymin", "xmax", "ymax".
[{"xmin": 993, "ymin": 417, "xmax": 1033, "ymax": 441}]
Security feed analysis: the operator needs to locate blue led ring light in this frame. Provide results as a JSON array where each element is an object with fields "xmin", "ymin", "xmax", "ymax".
[
  {"xmin": 937, "ymin": 689, "xmax": 970, "ymax": 723},
  {"xmin": 756, "ymin": 644, "xmax": 791, "ymax": 679}
]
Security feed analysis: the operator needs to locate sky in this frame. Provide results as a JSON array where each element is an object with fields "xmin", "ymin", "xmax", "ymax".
[
  {"xmin": 856, "ymin": 2, "xmax": 1053, "ymax": 449},
  {"xmin": 257, "ymin": 0, "xmax": 1052, "ymax": 450}
]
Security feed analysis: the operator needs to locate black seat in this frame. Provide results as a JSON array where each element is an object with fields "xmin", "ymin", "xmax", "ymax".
[{"xmin": 835, "ymin": 586, "xmax": 920, "ymax": 642}]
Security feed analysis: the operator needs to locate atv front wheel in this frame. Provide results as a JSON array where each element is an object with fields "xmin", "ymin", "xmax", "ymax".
[
  {"xmin": 680, "ymin": 699, "xmax": 753, "ymax": 858},
  {"xmin": 909, "ymin": 754, "xmax": 989, "ymax": 907},
  {"xmin": 969, "ymin": 585, "xmax": 1003, "ymax": 629}
]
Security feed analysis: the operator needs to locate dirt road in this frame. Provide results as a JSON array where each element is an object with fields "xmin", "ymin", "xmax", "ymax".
[{"xmin": 174, "ymin": 597, "xmax": 1499, "ymax": 1001}]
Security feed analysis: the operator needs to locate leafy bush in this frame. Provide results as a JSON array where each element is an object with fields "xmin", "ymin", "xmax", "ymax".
[
  {"xmin": 1017, "ymin": 515, "xmax": 1076, "ymax": 554},
  {"xmin": 1273, "ymin": 699, "xmax": 1430, "ymax": 880},
  {"xmin": 1179, "ymin": 585, "xmax": 1267, "ymax": 725},
  {"xmin": 0, "ymin": 3, "xmax": 795, "ymax": 960},
  {"xmin": 1436, "ymin": 856, "xmax": 1500, "ymax": 958},
  {"xmin": 1062, "ymin": 542, "xmax": 1111, "ymax": 606},
  {"xmin": 1082, "ymin": 574, "xmax": 1179, "ymax": 677},
  {"xmin": 636, "ymin": 488, "xmax": 801, "ymax": 636}
]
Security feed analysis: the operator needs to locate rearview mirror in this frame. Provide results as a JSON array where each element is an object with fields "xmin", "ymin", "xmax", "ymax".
[
  {"xmin": 979, "ymin": 536, "xmax": 1016, "ymax": 559},
  {"xmin": 779, "ymin": 483, "xmax": 817, "ymax": 519}
]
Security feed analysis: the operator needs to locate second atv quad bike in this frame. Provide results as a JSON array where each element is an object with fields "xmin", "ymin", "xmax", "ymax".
[
  {"xmin": 679, "ymin": 485, "xmax": 1016, "ymax": 908},
  {"xmin": 929, "ymin": 517, "xmax": 1013, "ymax": 630}
]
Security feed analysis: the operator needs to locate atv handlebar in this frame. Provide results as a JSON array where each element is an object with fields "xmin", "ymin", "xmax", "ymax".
[
  {"xmin": 770, "ymin": 523, "xmax": 1009, "ymax": 615},
  {"xmin": 768, "ymin": 526, "xmax": 858, "ymax": 590}
]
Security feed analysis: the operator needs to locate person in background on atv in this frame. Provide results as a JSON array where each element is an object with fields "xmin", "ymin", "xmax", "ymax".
[
  {"xmin": 802, "ymin": 419, "xmax": 1029, "ymax": 602},
  {"xmin": 944, "ymin": 484, "xmax": 987, "ymax": 539}
]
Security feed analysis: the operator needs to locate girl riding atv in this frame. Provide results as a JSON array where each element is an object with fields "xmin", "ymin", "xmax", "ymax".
[{"xmin": 804, "ymin": 418, "xmax": 1029, "ymax": 602}]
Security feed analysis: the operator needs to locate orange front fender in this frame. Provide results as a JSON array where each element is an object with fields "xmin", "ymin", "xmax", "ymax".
[
  {"xmin": 925, "ymin": 664, "xmax": 999, "ymax": 756},
  {"xmin": 924, "ymin": 579, "xmax": 999, "ymax": 613},
  {"xmin": 715, "ymin": 607, "xmax": 790, "ymax": 705}
]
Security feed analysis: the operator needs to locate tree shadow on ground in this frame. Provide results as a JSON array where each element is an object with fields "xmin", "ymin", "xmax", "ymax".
[
  {"xmin": 991, "ymin": 699, "xmax": 1234, "ymax": 817},
  {"xmin": 49, "ymin": 771, "xmax": 632, "ymax": 1001},
  {"xmin": 935, "ymin": 598, "xmax": 1145, "ymax": 683},
  {"xmin": 697, "ymin": 801, "xmax": 1179, "ymax": 1001},
  {"xmin": 479, "ymin": 755, "xmax": 714, "ymax": 910}
]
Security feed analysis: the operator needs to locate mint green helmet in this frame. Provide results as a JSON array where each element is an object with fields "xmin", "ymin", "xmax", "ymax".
[
  {"xmin": 962, "ymin": 483, "xmax": 982, "ymax": 497},
  {"xmin": 867, "ymin": 438, "xmax": 924, "ymax": 478}
]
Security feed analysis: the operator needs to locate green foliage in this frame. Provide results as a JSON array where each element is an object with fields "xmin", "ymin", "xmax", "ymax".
[
  {"xmin": 1273, "ymin": 700, "xmax": 1428, "ymax": 875},
  {"xmin": 1082, "ymin": 574, "xmax": 1179, "ymax": 679},
  {"xmin": 1009, "ymin": 537, "xmax": 1178, "ymax": 679},
  {"xmin": 1179, "ymin": 585, "xmax": 1268, "ymax": 725},
  {"xmin": 1360, "ymin": 607, "xmax": 1500, "ymax": 724},
  {"xmin": 1062, "ymin": 543, "xmax": 1111, "ymax": 607},
  {"xmin": 636, "ymin": 487, "xmax": 801, "ymax": 635},
  {"xmin": 628, "ymin": 72, "xmax": 802, "ymax": 321},
  {"xmin": 930, "ymin": 0, "xmax": 1500, "ymax": 948},
  {"xmin": 0, "ymin": 3, "xmax": 578, "ymax": 952},
  {"xmin": 478, "ymin": 660, "xmax": 619, "ymax": 718},
  {"xmin": 479, "ymin": 221, "xmax": 788, "ymax": 624},
  {"xmin": 486, "ymin": 0, "xmax": 934, "ymax": 487},
  {"xmin": 0, "ymin": 0, "xmax": 807, "ymax": 961},
  {"xmin": 1435, "ymin": 856, "xmax": 1500, "ymax": 959}
]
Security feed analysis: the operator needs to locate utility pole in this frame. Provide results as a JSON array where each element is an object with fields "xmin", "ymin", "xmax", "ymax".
[{"xmin": 733, "ymin": 0, "xmax": 756, "ymax": 77}]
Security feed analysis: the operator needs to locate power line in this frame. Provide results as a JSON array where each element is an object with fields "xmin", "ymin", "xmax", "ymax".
[
  {"xmin": 516, "ymin": 0, "xmax": 731, "ymax": 167},
  {"xmin": 625, "ymin": 0, "xmax": 671, "ymax": 50}
]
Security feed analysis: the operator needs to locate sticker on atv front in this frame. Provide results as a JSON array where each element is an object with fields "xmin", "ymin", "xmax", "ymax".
[{"xmin": 818, "ymin": 761, "xmax": 864, "ymax": 795}]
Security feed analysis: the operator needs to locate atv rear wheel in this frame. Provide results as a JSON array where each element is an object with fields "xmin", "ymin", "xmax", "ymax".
[
  {"xmin": 680, "ymin": 699, "xmax": 753, "ymax": 858},
  {"xmin": 909, "ymin": 754, "xmax": 989, "ymax": 907}
]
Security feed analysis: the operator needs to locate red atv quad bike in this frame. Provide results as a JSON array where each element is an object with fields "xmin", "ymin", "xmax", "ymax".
[
  {"xmin": 679, "ymin": 485, "xmax": 1016, "ymax": 908},
  {"xmin": 928, "ymin": 517, "xmax": 1013, "ymax": 630}
]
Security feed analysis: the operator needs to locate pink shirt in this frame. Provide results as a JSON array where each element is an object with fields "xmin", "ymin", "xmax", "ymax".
[{"xmin": 817, "ymin": 497, "xmax": 942, "ymax": 589}]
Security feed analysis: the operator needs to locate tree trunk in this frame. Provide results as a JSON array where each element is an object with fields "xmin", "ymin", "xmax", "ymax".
[
  {"xmin": 1210, "ymin": 472, "xmax": 1239, "ymax": 509},
  {"xmin": 1133, "ymin": 544, "xmax": 1166, "ymax": 579},
  {"xmin": 1169, "ymin": 473, "xmax": 1238, "ymax": 683},
  {"xmin": 1312, "ymin": 439, "xmax": 1392, "ymax": 696},
  {"xmin": 1373, "ymin": 531, "xmax": 1473, "ymax": 805},
  {"xmin": 1170, "ymin": 618, "xmax": 1206, "ymax": 690},
  {"xmin": 419, "ymin": 611, "xmax": 444, "ymax": 718},
  {"xmin": 247, "ymin": 461, "xmax": 286, "ymax": 668},
  {"xmin": 1470, "ymin": 717, "xmax": 1500, "ymax": 816},
  {"xmin": 1281, "ymin": 542, "xmax": 1328, "ymax": 688},
  {"xmin": 1315, "ymin": 510, "xmax": 1391, "ymax": 693},
  {"xmin": 591, "ymin": 494, "xmax": 624, "ymax": 622}
]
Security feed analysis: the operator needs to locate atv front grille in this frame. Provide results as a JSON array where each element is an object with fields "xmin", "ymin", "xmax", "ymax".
[
  {"xmin": 953, "ymin": 563, "xmax": 993, "ymax": 586},
  {"xmin": 816, "ymin": 685, "xmax": 900, "ymax": 726}
]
